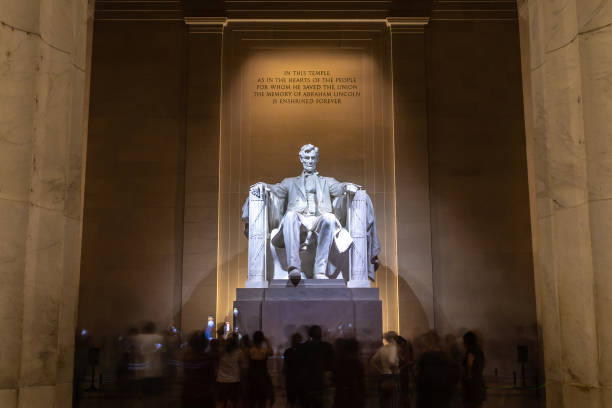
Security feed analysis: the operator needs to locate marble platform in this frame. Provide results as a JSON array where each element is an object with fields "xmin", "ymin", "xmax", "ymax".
[{"xmin": 233, "ymin": 280, "xmax": 382, "ymax": 353}]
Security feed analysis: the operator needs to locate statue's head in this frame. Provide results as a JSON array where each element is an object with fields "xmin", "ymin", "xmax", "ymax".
[{"xmin": 299, "ymin": 144, "xmax": 319, "ymax": 173}]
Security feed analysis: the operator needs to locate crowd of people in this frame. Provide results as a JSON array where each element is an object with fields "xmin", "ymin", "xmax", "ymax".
[
  {"xmin": 82, "ymin": 322, "xmax": 486, "ymax": 408},
  {"xmin": 182, "ymin": 325, "xmax": 353, "ymax": 408},
  {"xmin": 371, "ymin": 330, "xmax": 486, "ymax": 408}
]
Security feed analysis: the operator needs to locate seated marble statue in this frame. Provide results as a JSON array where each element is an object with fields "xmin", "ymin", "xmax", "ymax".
[{"xmin": 242, "ymin": 144, "xmax": 380, "ymax": 281}]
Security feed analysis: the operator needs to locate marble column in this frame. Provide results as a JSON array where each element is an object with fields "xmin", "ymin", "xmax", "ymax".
[
  {"xmin": 387, "ymin": 17, "xmax": 433, "ymax": 338},
  {"xmin": 0, "ymin": 1, "xmax": 94, "ymax": 407},
  {"xmin": 518, "ymin": 0, "xmax": 612, "ymax": 406},
  {"xmin": 181, "ymin": 17, "xmax": 225, "ymax": 331}
]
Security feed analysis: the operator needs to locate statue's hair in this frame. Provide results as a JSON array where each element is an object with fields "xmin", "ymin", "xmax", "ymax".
[{"xmin": 299, "ymin": 144, "xmax": 319, "ymax": 159}]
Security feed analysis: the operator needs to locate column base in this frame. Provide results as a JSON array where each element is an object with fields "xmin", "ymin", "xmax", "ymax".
[
  {"xmin": 347, "ymin": 280, "xmax": 371, "ymax": 288},
  {"xmin": 245, "ymin": 280, "xmax": 269, "ymax": 288}
]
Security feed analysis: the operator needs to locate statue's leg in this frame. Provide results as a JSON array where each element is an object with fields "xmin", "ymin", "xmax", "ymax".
[
  {"xmin": 283, "ymin": 211, "xmax": 302, "ymax": 271},
  {"xmin": 313, "ymin": 212, "xmax": 336, "ymax": 278}
]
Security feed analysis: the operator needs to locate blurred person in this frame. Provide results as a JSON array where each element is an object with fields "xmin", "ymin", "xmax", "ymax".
[
  {"xmin": 396, "ymin": 336, "xmax": 414, "ymax": 408},
  {"xmin": 216, "ymin": 333, "xmax": 245, "ymax": 408},
  {"xmin": 74, "ymin": 328, "xmax": 94, "ymax": 407},
  {"xmin": 182, "ymin": 331, "xmax": 216, "ymax": 408},
  {"xmin": 461, "ymin": 332, "xmax": 485, "ymax": 408},
  {"xmin": 334, "ymin": 338, "xmax": 365, "ymax": 408},
  {"xmin": 209, "ymin": 327, "xmax": 227, "ymax": 363},
  {"xmin": 415, "ymin": 331, "xmax": 460, "ymax": 408},
  {"xmin": 296, "ymin": 325, "xmax": 335, "ymax": 408},
  {"xmin": 283, "ymin": 332, "xmax": 303, "ymax": 407},
  {"xmin": 443, "ymin": 334, "xmax": 462, "ymax": 365},
  {"xmin": 247, "ymin": 331, "xmax": 274, "ymax": 408},
  {"xmin": 165, "ymin": 325, "xmax": 183, "ymax": 380},
  {"xmin": 116, "ymin": 327, "xmax": 138, "ymax": 394},
  {"xmin": 133, "ymin": 321, "xmax": 166, "ymax": 395},
  {"xmin": 239, "ymin": 334, "xmax": 252, "ymax": 352},
  {"xmin": 238, "ymin": 334, "xmax": 252, "ymax": 401},
  {"xmin": 371, "ymin": 331, "xmax": 400, "ymax": 408}
]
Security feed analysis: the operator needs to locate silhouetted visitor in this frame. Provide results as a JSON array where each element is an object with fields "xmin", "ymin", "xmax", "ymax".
[
  {"xmin": 296, "ymin": 325, "xmax": 335, "ymax": 408},
  {"xmin": 283, "ymin": 332, "xmax": 303, "ymax": 407},
  {"xmin": 116, "ymin": 327, "xmax": 137, "ymax": 394},
  {"xmin": 461, "ymin": 331, "xmax": 486, "ymax": 408},
  {"xmin": 247, "ymin": 330, "xmax": 274, "ymax": 408},
  {"xmin": 165, "ymin": 325, "xmax": 182, "ymax": 380},
  {"xmin": 239, "ymin": 334, "xmax": 252, "ymax": 401},
  {"xmin": 239, "ymin": 333, "xmax": 252, "ymax": 351},
  {"xmin": 372, "ymin": 331, "xmax": 401, "ymax": 408},
  {"xmin": 443, "ymin": 334, "xmax": 463, "ymax": 366},
  {"xmin": 74, "ymin": 328, "xmax": 94, "ymax": 407},
  {"xmin": 182, "ymin": 331, "xmax": 216, "ymax": 408},
  {"xmin": 209, "ymin": 327, "xmax": 227, "ymax": 363},
  {"xmin": 396, "ymin": 336, "xmax": 414, "ymax": 408},
  {"xmin": 334, "ymin": 338, "xmax": 366, "ymax": 408},
  {"xmin": 415, "ymin": 331, "xmax": 460, "ymax": 408},
  {"xmin": 216, "ymin": 333, "xmax": 245, "ymax": 408},
  {"xmin": 133, "ymin": 321, "xmax": 165, "ymax": 395}
]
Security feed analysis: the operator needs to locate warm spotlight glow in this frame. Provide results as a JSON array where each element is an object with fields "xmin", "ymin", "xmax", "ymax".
[{"xmin": 216, "ymin": 21, "xmax": 399, "ymax": 333}]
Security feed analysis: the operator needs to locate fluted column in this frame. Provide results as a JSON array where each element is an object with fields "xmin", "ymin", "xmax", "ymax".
[
  {"xmin": 0, "ymin": 1, "xmax": 94, "ymax": 407},
  {"xmin": 182, "ymin": 17, "xmax": 226, "ymax": 329},
  {"xmin": 518, "ymin": 0, "xmax": 612, "ymax": 406},
  {"xmin": 387, "ymin": 17, "xmax": 433, "ymax": 337},
  {"xmin": 347, "ymin": 190, "xmax": 370, "ymax": 288}
]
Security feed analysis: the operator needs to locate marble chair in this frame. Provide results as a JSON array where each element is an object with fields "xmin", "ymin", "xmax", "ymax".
[{"xmin": 245, "ymin": 189, "xmax": 372, "ymax": 288}]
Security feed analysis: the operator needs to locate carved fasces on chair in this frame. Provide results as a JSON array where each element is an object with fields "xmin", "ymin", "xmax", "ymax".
[
  {"xmin": 246, "ymin": 188, "xmax": 269, "ymax": 288},
  {"xmin": 347, "ymin": 190, "xmax": 370, "ymax": 287}
]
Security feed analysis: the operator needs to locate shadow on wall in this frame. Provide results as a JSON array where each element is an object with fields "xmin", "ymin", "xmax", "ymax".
[
  {"xmin": 397, "ymin": 273, "xmax": 540, "ymax": 384},
  {"xmin": 180, "ymin": 250, "xmax": 247, "ymax": 329},
  {"xmin": 420, "ymin": 322, "xmax": 540, "ymax": 386},
  {"xmin": 180, "ymin": 262, "xmax": 218, "ymax": 333},
  {"xmin": 398, "ymin": 273, "xmax": 431, "ymax": 339}
]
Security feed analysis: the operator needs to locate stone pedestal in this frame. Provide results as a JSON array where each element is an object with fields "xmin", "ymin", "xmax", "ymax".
[{"xmin": 233, "ymin": 281, "xmax": 382, "ymax": 352}]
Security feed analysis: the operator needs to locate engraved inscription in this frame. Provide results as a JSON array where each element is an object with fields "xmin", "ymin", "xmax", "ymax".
[{"xmin": 252, "ymin": 69, "xmax": 361, "ymax": 105}]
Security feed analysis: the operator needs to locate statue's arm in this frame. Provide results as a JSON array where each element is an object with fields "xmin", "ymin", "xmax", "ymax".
[
  {"xmin": 267, "ymin": 180, "xmax": 289, "ymax": 200},
  {"xmin": 328, "ymin": 178, "xmax": 345, "ymax": 197},
  {"xmin": 243, "ymin": 180, "xmax": 288, "ymax": 237},
  {"xmin": 329, "ymin": 178, "xmax": 360, "ymax": 197},
  {"xmin": 250, "ymin": 180, "xmax": 288, "ymax": 200}
]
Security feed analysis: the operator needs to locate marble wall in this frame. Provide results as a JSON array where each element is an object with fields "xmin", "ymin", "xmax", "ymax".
[
  {"xmin": 518, "ymin": 0, "xmax": 612, "ymax": 406},
  {"xmin": 425, "ymin": 18, "xmax": 538, "ymax": 376},
  {"xmin": 216, "ymin": 21, "xmax": 399, "ymax": 332},
  {"xmin": 79, "ymin": 21, "xmax": 188, "ymax": 336},
  {"xmin": 0, "ymin": 0, "xmax": 94, "ymax": 407}
]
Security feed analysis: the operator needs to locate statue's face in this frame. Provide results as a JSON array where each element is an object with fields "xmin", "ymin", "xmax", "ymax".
[{"xmin": 300, "ymin": 151, "xmax": 319, "ymax": 173}]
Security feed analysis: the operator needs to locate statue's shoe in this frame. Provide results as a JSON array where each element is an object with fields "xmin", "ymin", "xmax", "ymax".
[
  {"xmin": 314, "ymin": 273, "xmax": 328, "ymax": 279},
  {"xmin": 288, "ymin": 268, "xmax": 302, "ymax": 285}
]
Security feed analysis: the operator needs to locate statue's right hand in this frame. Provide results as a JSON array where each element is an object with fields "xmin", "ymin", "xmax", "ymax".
[{"xmin": 250, "ymin": 182, "xmax": 267, "ymax": 198}]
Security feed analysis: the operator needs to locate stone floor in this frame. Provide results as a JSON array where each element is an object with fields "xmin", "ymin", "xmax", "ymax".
[{"xmin": 77, "ymin": 385, "xmax": 544, "ymax": 408}]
